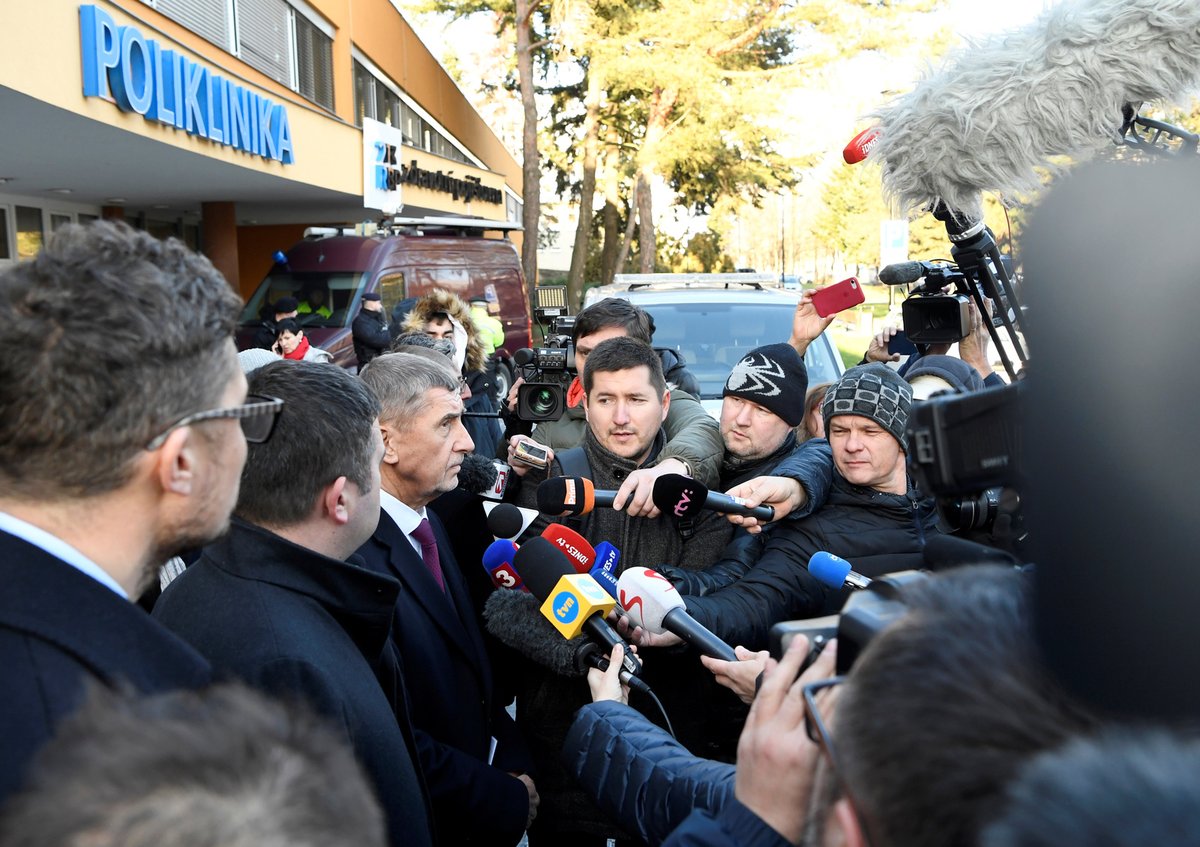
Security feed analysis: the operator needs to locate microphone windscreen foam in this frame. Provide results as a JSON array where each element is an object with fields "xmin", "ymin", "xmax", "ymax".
[
  {"xmin": 456, "ymin": 452, "xmax": 498, "ymax": 495},
  {"xmin": 514, "ymin": 536, "xmax": 576, "ymax": 601},
  {"xmin": 650, "ymin": 474, "xmax": 706, "ymax": 519},
  {"xmin": 486, "ymin": 502, "xmax": 525, "ymax": 539},
  {"xmin": 808, "ymin": 551, "xmax": 851, "ymax": 589},
  {"xmin": 541, "ymin": 524, "xmax": 596, "ymax": 573},
  {"xmin": 536, "ymin": 476, "xmax": 595, "ymax": 516}
]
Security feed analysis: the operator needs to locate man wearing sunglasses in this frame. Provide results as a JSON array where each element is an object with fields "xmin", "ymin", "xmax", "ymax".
[
  {"xmin": 153, "ymin": 361, "xmax": 433, "ymax": 847},
  {"xmin": 0, "ymin": 221, "xmax": 255, "ymax": 806}
]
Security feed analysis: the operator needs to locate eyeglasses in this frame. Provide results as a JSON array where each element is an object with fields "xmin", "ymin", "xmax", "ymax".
[
  {"xmin": 146, "ymin": 395, "xmax": 285, "ymax": 450},
  {"xmin": 803, "ymin": 675, "xmax": 877, "ymax": 847}
]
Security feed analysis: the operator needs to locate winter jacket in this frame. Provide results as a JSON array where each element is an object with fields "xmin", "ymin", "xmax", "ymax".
[
  {"xmin": 662, "ymin": 439, "xmax": 834, "ymax": 597},
  {"xmin": 402, "ymin": 288, "xmax": 488, "ymax": 374},
  {"xmin": 563, "ymin": 700, "xmax": 788, "ymax": 847},
  {"xmin": 564, "ymin": 700, "xmax": 736, "ymax": 846},
  {"xmin": 496, "ymin": 429, "xmax": 728, "ymax": 841},
  {"xmin": 153, "ymin": 520, "xmax": 434, "ymax": 847},
  {"xmin": 682, "ymin": 472, "xmax": 942, "ymax": 651},
  {"xmin": 530, "ymin": 382, "xmax": 724, "ymax": 488},
  {"xmin": 658, "ymin": 347, "xmax": 703, "ymax": 398},
  {"xmin": 352, "ymin": 307, "xmax": 391, "ymax": 368}
]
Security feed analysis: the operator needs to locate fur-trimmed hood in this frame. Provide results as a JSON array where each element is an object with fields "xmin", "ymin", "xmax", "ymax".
[{"xmin": 402, "ymin": 288, "xmax": 486, "ymax": 373}]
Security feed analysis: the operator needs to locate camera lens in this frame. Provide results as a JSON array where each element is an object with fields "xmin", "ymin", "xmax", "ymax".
[{"xmin": 530, "ymin": 388, "xmax": 557, "ymax": 417}]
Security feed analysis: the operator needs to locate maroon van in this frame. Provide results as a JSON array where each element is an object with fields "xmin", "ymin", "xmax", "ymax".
[{"xmin": 236, "ymin": 217, "xmax": 532, "ymax": 385}]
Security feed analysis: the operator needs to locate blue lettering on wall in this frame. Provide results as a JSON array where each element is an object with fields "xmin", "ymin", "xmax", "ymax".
[{"xmin": 78, "ymin": 4, "xmax": 295, "ymax": 165}]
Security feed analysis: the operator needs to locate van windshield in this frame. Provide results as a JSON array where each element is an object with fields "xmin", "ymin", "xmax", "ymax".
[{"xmin": 240, "ymin": 271, "xmax": 368, "ymax": 329}]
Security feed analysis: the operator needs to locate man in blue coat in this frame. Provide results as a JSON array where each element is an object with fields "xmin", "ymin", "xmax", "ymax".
[
  {"xmin": 154, "ymin": 361, "xmax": 435, "ymax": 847},
  {"xmin": 0, "ymin": 221, "xmax": 253, "ymax": 805},
  {"xmin": 357, "ymin": 352, "xmax": 538, "ymax": 846}
]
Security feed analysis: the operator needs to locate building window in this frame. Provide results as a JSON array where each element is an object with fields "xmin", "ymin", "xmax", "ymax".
[
  {"xmin": 15, "ymin": 206, "xmax": 44, "ymax": 261},
  {"xmin": 353, "ymin": 60, "xmax": 472, "ymax": 166},
  {"xmin": 145, "ymin": 0, "xmax": 333, "ymax": 111}
]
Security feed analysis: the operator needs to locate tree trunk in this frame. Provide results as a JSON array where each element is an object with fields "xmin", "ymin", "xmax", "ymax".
[
  {"xmin": 635, "ymin": 85, "xmax": 678, "ymax": 274},
  {"xmin": 516, "ymin": 0, "xmax": 540, "ymax": 287},
  {"xmin": 614, "ymin": 178, "xmax": 638, "ymax": 276},
  {"xmin": 599, "ymin": 133, "xmax": 621, "ymax": 285},
  {"xmin": 566, "ymin": 68, "xmax": 602, "ymax": 308}
]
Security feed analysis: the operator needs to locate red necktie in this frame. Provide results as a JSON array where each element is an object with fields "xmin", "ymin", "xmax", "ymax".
[{"xmin": 411, "ymin": 518, "xmax": 445, "ymax": 591}]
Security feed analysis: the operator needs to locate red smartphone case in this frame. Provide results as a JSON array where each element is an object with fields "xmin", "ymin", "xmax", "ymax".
[{"xmin": 811, "ymin": 277, "xmax": 865, "ymax": 317}]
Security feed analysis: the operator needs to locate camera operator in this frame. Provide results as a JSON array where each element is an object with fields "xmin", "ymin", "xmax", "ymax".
[
  {"xmin": 505, "ymin": 298, "xmax": 723, "ymax": 517},
  {"xmin": 864, "ymin": 300, "xmax": 1004, "ymax": 388},
  {"xmin": 568, "ymin": 566, "xmax": 1100, "ymax": 847}
]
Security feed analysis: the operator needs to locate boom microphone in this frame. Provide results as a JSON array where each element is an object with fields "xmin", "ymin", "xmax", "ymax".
[
  {"xmin": 878, "ymin": 260, "xmax": 940, "ymax": 286},
  {"xmin": 514, "ymin": 537, "xmax": 643, "ymax": 678},
  {"xmin": 651, "ymin": 474, "xmax": 774, "ymax": 523},
  {"xmin": 536, "ymin": 476, "xmax": 618, "ymax": 516},
  {"xmin": 807, "ymin": 551, "xmax": 872, "ymax": 591},
  {"xmin": 616, "ymin": 568, "xmax": 738, "ymax": 662},
  {"xmin": 864, "ymin": 0, "xmax": 1200, "ymax": 216}
]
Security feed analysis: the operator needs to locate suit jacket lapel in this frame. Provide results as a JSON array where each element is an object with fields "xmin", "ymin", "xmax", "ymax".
[{"xmin": 374, "ymin": 512, "xmax": 481, "ymax": 673}]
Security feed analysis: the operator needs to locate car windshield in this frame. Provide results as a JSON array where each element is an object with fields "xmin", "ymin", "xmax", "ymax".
[
  {"xmin": 640, "ymin": 300, "xmax": 842, "ymax": 399},
  {"xmin": 240, "ymin": 271, "xmax": 368, "ymax": 329}
]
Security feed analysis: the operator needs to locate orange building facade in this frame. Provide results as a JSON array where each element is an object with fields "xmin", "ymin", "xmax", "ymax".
[{"xmin": 0, "ymin": 0, "xmax": 521, "ymax": 298}]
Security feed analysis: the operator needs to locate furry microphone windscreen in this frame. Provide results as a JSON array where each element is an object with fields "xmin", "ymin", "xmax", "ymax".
[
  {"xmin": 869, "ymin": 0, "xmax": 1200, "ymax": 216},
  {"xmin": 456, "ymin": 452, "xmax": 499, "ymax": 495},
  {"xmin": 482, "ymin": 588, "xmax": 589, "ymax": 677}
]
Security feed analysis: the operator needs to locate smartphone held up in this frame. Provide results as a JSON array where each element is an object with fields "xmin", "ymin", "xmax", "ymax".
[{"xmin": 811, "ymin": 277, "xmax": 866, "ymax": 318}]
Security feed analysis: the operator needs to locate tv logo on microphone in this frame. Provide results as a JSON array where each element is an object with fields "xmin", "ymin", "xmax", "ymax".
[
  {"xmin": 672, "ymin": 488, "xmax": 693, "ymax": 518},
  {"xmin": 552, "ymin": 538, "xmax": 589, "ymax": 568},
  {"xmin": 553, "ymin": 591, "xmax": 579, "ymax": 624}
]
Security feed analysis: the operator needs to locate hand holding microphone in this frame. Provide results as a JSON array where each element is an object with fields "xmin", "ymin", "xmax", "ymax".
[
  {"xmin": 651, "ymin": 474, "xmax": 774, "ymax": 524},
  {"xmin": 616, "ymin": 567, "xmax": 738, "ymax": 661}
]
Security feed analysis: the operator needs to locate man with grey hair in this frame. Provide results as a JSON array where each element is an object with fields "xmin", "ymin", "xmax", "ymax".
[
  {"xmin": 153, "ymin": 361, "xmax": 433, "ymax": 847},
  {"xmin": 357, "ymin": 352, "xmax": 539, "ymax": 846},
  {"xmin": 0, "ymin": 221, "xmax": 266, "ymax": 805},
  {"xmin": 0, "ymin": 683, "xmax": 388, "ymax": 847}
]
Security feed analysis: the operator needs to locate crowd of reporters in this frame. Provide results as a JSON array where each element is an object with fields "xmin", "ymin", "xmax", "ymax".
[{"xmin": 2, "ymin": 186, "xmax": 1198, "ymax": 847}]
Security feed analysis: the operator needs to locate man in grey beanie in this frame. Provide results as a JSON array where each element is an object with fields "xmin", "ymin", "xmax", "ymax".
[{"xmin": 636, "ymin": 362, "xmax": 942, "ymax": 652}]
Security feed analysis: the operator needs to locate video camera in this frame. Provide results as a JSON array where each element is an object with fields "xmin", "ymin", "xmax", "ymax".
[
  {"xmin": 769, "ymin": 570, "xmax": 930, "ymax": 671},
  {"xmin": 514, "ymin": 286, "xmax": 577, "ymax": 422}
]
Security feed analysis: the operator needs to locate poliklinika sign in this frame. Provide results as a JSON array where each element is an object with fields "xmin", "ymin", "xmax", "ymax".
[{"xmin": 79, "ymin": 4, "xmax": 295, "ymax": 164}]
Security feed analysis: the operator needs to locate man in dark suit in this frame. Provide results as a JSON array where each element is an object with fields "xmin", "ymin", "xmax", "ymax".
[
  {"xmin": 358, "ymin": 352, "xmax": 538, "ymax": 846},
  {"xmin": 0, "ymin": 221, "xmax": 254, "ymax": 804},
  {"xmin": 153, "ymin": 361, "xmax": 434, "ymax": 847}
]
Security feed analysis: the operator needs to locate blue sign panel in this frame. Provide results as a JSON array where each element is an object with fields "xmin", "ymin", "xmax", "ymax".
[{"xmin": 80, "ymin": 5, "xmax": 294, "ymax": 164}]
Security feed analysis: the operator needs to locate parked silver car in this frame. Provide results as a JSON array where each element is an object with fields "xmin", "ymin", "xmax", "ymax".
[{"xmin": 583, "ymin": 275, "xmax": 843, "ymax": 418}]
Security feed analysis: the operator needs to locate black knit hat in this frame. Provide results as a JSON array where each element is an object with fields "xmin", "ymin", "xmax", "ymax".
[
  {"xmin": 723, "ymin": 343, "xmax": 808, "ymax": 427},
  {"xmin": 822, "ymin": 363, "xmax": 913, "ymax": 449}
]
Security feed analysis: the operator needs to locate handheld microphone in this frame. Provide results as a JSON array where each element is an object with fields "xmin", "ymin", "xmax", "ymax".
[
  {"xmin": 616, "ymin": 568, "xmax": 738, "ymax": 662},
  {"xmin": 456, "ymin": 453, "xmax": 505, "ymax": 499},
  {"xmin": 651, "ymin": 474, "xmax": 774, "ymax": 522},
  {"xmin": 536, "ymin": 476, "xmax": 618, "ymax": 516},
  {"xmin": 863, "ymin": 0, "xmax": 1200, "ymax": 216},
  {"xmin": 588, "ymin": 541, "xmax": 621, "ymax": 599},
  {"xmin": 514, "ymin": 537, "xmax": 643, "ymax": 678},
  {"xmin": 807, "ymin": 551, "xmax": 872, "ymax": 591},
  {"xmin": 484, "ymin": 501, "xmax": 538, "ymax": 540},
  {"xmin": 576, "ymin": 642, "xmax": 652, "ymax": 695},
  {"xmin": 842, "ymin": 126, "xmax": 880, "ymax": 164},
  {"xmin": 540, "ymin": 523, "xmax": 596, "ymax": 573},
  {"xmin": 481, "ymin": 539, "xmax": 525, "ymax": 591}
]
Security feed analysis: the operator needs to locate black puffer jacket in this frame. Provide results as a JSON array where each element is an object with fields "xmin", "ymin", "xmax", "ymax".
[
  {"xmin": 663, "ymin": 439, "xmax": 834, "ymax": 597},
  {"xmin": 683, "ymin": 473, "xmax": 942, "ymax": 651},
  {"xmin": 658, "ymin": 347, "xmax": 702, "ymax": 398},
  {"xmin": 564, "ymin": 700, "xmax": 735, "ymax": 847}
]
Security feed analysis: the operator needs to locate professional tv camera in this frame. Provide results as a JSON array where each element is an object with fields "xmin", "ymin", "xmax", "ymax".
[{"xmin": 513, "ymin": 285, "xmax": 577, "ymax": 422}]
